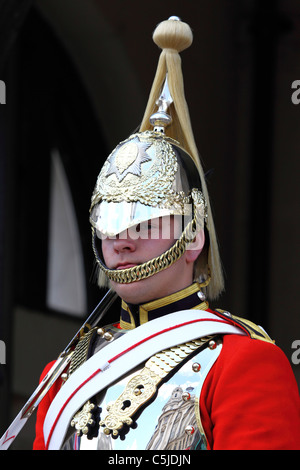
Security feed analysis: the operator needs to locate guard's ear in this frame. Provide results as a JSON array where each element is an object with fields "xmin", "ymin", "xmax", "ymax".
[{"xmin": 185, "ymin": 229, "xmax": 205, "ymax": 263}]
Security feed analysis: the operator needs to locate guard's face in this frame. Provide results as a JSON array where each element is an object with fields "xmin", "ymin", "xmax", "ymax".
[{"xmin": 100, "ymin": 215, "xmax": 204, "ymax": 304}]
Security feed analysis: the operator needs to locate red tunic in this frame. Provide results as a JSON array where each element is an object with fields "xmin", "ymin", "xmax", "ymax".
[{"xmin": 33, "ymin": 333, "xmax": 300, "ymax": 450}]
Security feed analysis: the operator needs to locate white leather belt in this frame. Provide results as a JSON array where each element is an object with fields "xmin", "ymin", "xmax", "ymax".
[{"xmin": 44, "ymin": 309, "xmax": 246, "ymax": 449}]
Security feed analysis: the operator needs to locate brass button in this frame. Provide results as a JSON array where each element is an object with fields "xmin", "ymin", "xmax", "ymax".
[
  {"xmin": 60, "ymin": 373, "xmax": 68, "ymax": 383},
  {"xmin": 192, "ymin": 362, "xmax": 201, "ymax": 372},
  {"xmin": 197, "ymin": 291, "xmax": 206, "ymax": 301},
  {"xmin": 185, "ymin": 425, "xmax": 195, "ymax": 435},
  {"xmin": 208, "ymin": 340, "xmax": 217, "ymax": 350},
  {"xmin": 103, "ymin": 332, "xmax": 113, "ymax": 341},
  {"xmin": 182, "ymin": 391, "xmax": 191, "ymax": 401}
]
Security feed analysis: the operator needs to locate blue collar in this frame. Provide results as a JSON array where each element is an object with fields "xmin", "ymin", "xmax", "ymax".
[{"xmin": 120, "ymin": 283, "xmax": 208, "ymax": 329}]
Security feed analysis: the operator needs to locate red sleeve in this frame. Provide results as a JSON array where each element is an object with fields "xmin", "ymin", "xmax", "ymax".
[
  {"xmin": 200, "ymin": 334, "xmax": 300, "ymax": 450},
  {"xmin": 33, "ymin": 361, "xmax": 63, "ymax": 450}
]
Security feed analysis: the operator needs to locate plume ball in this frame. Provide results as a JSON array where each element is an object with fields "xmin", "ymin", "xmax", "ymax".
[{"xmin": 153, "ymin": 19, "xmax": 193, "ymax": 52}]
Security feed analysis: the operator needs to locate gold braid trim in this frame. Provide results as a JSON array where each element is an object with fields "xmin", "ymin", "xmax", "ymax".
[{"xmin": 68, "ymin": 328, "xmax": 98, "ymax": 377}]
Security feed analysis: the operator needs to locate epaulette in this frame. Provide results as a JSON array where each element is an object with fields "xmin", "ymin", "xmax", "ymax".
[{"xmin": 214, "ymin": 309, "xmax": 275, "ymax": 344}]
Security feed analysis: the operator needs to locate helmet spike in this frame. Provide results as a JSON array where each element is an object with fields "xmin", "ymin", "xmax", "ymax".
[{"xmin": 149, "ymin": 74, "xmax": 173, "ymax": 133}]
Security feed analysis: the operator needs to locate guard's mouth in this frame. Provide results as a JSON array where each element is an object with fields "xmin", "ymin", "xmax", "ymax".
[{"xmin": 115, "ymin": 264, "xmax": 137, "ymax": 270}]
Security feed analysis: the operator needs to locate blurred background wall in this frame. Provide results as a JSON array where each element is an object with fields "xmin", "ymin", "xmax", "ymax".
[{"xmin": 0, "ymin": 0, "xmax": 299, "ymax": 449}]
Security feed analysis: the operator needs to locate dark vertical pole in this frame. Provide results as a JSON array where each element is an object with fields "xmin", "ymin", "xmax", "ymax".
[
  {"xmin": 247, "ymin": 1, "xmax": 279, "ymax": 328},
  {"xmin": 0, "ymin": 0, "xmax": 34, "ymax": 432},
  {"xmin": 0, "ymin": 64, "xmax": 16, "ymax": 433},
  {"xmin": 247, "ymin": 2, "xmax": 291, "ymax": 327}
]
